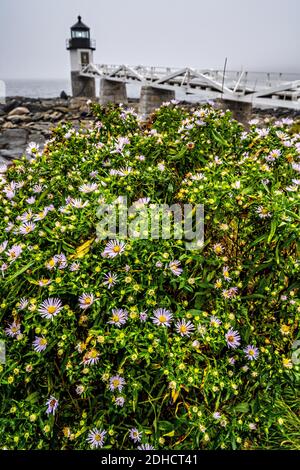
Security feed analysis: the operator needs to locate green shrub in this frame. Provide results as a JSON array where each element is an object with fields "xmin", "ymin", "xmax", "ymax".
[{"xmin": 0, "ymin": 103, "xmax": 299, "ymax": 449}]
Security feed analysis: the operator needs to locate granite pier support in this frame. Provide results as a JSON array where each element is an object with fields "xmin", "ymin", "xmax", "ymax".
[
  {"xmin": 138, "ymin": 86, "xmax": 175, "ymax": 117},
  {"xmin": 99, "ymin": 79, "xmax": 128, "ymax": 105},
  {"xmin": 71, "ymin": 71, "xmax": 96, "ymax": 98},
  {"xmin": 221, "ymin": 99, "xmax": 252, "ymax": 128}
]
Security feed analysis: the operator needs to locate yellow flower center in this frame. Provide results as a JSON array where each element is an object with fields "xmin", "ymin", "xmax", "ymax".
[
  {"xmin": 40, "ymin": 338, "xmax": 47, "ymax": 346},
  {"xmin": 90, "ymin": 349, "xmax": 98, "ymax": 358},
  {"xmin": 159, "ymin": 315, "xmax": 167, "ymax": 323},
  {"xmin": 47, "ymin": 306, "xmax": 57, "ymax": 315},
  {"xmin": 94, "ymin": 434, "xmax": 101, "ymax": 441},
  {"xmin": 112, "ymin": 379, "xmax": 120, "ymax": 387},
  {"xmin": 112, "ymin": 314, "xmax": 120, "ymax": 322},
  {"xmin": 179, "ymin": 325, "xmax": 187, "ymax": 333},
  {"xmin": 113, "ymin": 245, "xmax": 121, "ymax": 253},
  {"xmin": 227, "ymin": 335, "xmax": 234, "ymax": 343},
  {"xmin": 84, "ymin": 297, "xmax": 92, "ymax": 304}
]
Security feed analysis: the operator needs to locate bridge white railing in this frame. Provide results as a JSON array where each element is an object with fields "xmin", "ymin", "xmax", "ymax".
[{"xmin": 79, "ymin": 63, "xmax": 300, "ymax": 109}]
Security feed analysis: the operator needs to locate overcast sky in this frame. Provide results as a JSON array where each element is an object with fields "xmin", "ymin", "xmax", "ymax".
[{"xmin": 1, "ymin": 0, "xmax": 299, "ymax": 79}]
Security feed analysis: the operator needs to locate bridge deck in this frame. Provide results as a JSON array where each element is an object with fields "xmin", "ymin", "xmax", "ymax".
[{"xmin": 80, "ymin": 64, "xmax": 300, "ymax": 109}]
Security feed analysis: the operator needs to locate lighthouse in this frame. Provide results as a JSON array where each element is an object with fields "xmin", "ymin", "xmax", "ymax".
[{"xmin": 66, "ymin": 16, "xmax": 96, "ymax": 98}]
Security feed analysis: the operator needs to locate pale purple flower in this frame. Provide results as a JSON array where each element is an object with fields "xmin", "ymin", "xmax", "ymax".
[
  {"xmin": 33, "ymin": 208, "xmax": 49, "ymax": 221},
  {"xmin": 38, "ymin": 298, "xmax": 63, "ymax": 320},
  {"xmin": 213, "ymin": 412, "xmax": 221, "ymax": 420},
  {"xmin": 5, "ymin": 321, "xmax": 21, "ymax": 337},
  {"xmin": 102, "ymin": 240, "xmax": 126, "ymax": 258},
  {"xmin": 18, "ymin": 210, "xmax": 33, "ymax": 222},
  {"xmin": 115, "ymin": 396, "xmax": 125, "ymax": 407},
  {"xmin": 54, "ymin": 253, "xmax": 68, "ymax": 270},
  {"xmin": 129, "ymin": 428, "xmax": 142, "ymax": 443},
  {"xmin": 256, "ymin": 206, "xmax": 272, "ymax": 218},
  {"xmin": 139, "ymin": 311, "xmax": 148, "ymax": 322},
  {"xmin": 33, "ymin": 336, "xmax": 48, "ymax": 352},
  {"xmin": 109, "ymin": 375, "xmax": 126, "ymax": 392},
  {"xmin": 103, "ymin": 272, "xmax": 118, "ymax": 289},
  {"xmin": 46, "ymin": 396, "xmax": 58, "ymax": 415},
  {"xmin": 256, "ymin": 128, "xmax": 269, "ymax": 138},
  {"xmin": 6, "ymin": 244, "xmax": 23, "ymax": 261},
  {"xmin": 38, "ymin": 278, "xmax": 52, "ymax": 287},
  {"xmin": 19, "ymin": 222, "xmax": 36, "ymax": 235},
  {"xmin": 210, "ymin": 315, "xmax": 222, "ymax": 327},
  {"xmin": 175, "ymin": 319, "xmax": 195, "ymax": 337},
  {"xmin": 87, "ymin": 428, "xmax": 106, "ymax": 449},
  {"xmin": 138, "ymin": 443, "xmax": 155, "ymax": 450},
  {"xmin": 76, "ymin": 385, "xmax": 85, "ymax": 395},
  {"xmin": 115, "ymin": 136, "xmax": 130, "ymax": 153},
  {"xmin": 222, "ymin": 266, "xmax": 231, "ymax": 281},
  {"xmin": 26, "ymin": 142, "xmax": 39, "ymax": 156},
  {"xmin": 168, "ymin": 260, "xmax": 183, "ymax": 276},
  {"xmin": 152, "ymin": 308, "xmax": 173, "ymax": 327},
  {"xmin": 32, "ymin": 184, "xmax": 44, "ymax": 194},
  {"xmin": 78, "ymin": 293, "xmax": 94, "ymax": 310},
  {"xmin": 70, "ymin": 198, "xmax": 89, "ymax": 208},
  {"xmin": 18, "ymin": 298, "xmax": 29, "ymax": 310},
  {"xmin": 225, "ymin": 329, "xmax": 241, "ymax": 349},
  {"xmin": 292, "ymin": 163, "xmax": 300, "ymax": 172},
  {"xmin": 222, "ymin": 287, "xmax": 238, "ymax": 299},
  {"xmin": 249, "ymin": 423, "xmax": 257, "ymax": 430},
  {"xmin": 133, "ymin": 197, "xmax": 150, "ymax": 208},
  {"xmin": 83, "ymin": 349, "xmax": 100, "ymax": 366},
  {"xmin": 5, "ymin": 222, "xmax": 14, "ymax": 232},
  {"xmin": 244, "ymin": 345, "xmax": 259, "ymax": 361},
  {"xmin": 69, "ymin": 262, "xmax": 80, "ymax": 272},
  {"xmin": 108, "ymin": 308, "xmax": 128, "ymax": 327},
  {"xmin": 0, "ymin": 240, "xmax": 8, "ymax": 254},
  {"xmin": 79, "ymin": 183, "xmax": 98, "ymax": 193}
]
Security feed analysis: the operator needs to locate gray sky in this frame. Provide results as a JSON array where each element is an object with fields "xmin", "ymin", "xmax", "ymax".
[{"xmin": 1, "ymin": 0, "xmax": 299, "ymax": 79}]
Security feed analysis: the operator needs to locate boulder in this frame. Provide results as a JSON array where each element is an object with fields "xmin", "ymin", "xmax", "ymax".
[
  {"xmin": 3, "ymin": 99, "xmax": 22, "ymax": 113},
  {"xmin": 2, "ymin": 121, "xmax": 15, "ymax": 129},
  {"xmin": 60, "ymin": 90, "xmax": 68, "ymax": 100},
  {"xmin": 8, "ymin": 106, "xmax": 30, "ymax": 116},
  {"xmin": 6, "ymin": 115, "xmax": 31, "ymax": 123}
]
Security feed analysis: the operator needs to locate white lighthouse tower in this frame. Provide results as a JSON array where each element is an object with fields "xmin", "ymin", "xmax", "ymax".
[{"xmin": 66, "ymin": 15, "xmax": 96, "ymax": 98}]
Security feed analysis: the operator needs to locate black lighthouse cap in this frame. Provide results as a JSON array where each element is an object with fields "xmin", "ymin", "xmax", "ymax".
[{"xmin": 71, "ymin": 15, "xmax": 89, "ymax": 31}]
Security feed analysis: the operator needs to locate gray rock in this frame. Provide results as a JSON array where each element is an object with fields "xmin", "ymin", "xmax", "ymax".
[
  {"xmin": 8, "ymin": 106, "xmax": 30, "ymax": 116},
  {"xmin": 3, "ymin": 99, "xmax": 22, "ymax": 113},
  {"xmin": 2, "ymin": 121, "xmax": 15, "ymax": 129},
  {"xmin": 0, "ymin": 128, "xmax": 28, "ymax": 160},
  {"xmin": 6, "ymin": 115, "xmax": 32, "ymax": 123}
]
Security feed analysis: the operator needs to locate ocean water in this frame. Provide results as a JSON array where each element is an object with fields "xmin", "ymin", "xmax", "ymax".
[
  {"xmin": 4, "ymin": 73, "xmax": 300, "ymax": 101},
  {"xmin": 4, "ymin": 78, "xmax": 203, "ymax": 102},
  {"xmin": 5, "ymin": 79, "xmax": 72, "ymax": 99}
]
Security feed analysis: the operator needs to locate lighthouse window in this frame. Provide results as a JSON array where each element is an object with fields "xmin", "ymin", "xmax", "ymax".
[
  {"xmin": 81, "ymin": 52, "xmax": 89, "ymax": 65},
  {"xmin": 72, "ymin": 31, "xmax": 89, "ymax": 39}
]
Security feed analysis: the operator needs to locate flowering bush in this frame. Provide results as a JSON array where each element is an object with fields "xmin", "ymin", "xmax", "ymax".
[{"xmin": 0, "ymin": 102, "xmax": 299, "ymax": 450}]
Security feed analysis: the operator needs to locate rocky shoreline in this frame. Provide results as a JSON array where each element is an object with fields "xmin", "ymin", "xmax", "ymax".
[{"xmin": 1, "ymin": 96, "xmax": 299, "ymax": 165}]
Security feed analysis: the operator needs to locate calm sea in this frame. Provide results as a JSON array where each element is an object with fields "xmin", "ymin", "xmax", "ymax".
[{"xmin": 4, "ymin": 73, "xmax": 300, "ymax": 101}]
